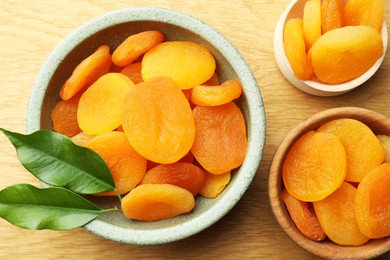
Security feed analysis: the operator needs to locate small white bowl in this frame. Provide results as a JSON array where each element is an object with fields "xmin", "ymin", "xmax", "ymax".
[
  {"xmin": 26, "ymin": 7, "xmax": 266, "ymax": 245},
  {"xmin": 274, "ymin": 0, "xmax": 388, "ymax": 97}
]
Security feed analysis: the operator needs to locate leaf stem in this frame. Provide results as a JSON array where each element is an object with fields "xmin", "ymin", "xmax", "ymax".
[
  {"xmin": 114, "ymin": 188, "xmax": 122, "ymax": 203},
  {"xmin": 101, "ymin": 206, "xmax": 120, "ymax": 213}
]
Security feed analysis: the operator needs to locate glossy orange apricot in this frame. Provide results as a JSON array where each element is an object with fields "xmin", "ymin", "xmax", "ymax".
[
  {"xmin": 344, "ymin": 0, "xmax": 383, "ymax": 32},
  {"xmin": 51, "ymin": 93, "xmax": 81, "ymax": 137},
  {"xmin": 303, "ymin": 0, "xmax": 322, "ymax": 49},
  {"xmin": 59, "ymin": 45, "xmax": 112, "ymax": 100},
  {"xmin": 282, "ymin": 131, "xmax": 346, "ymax": 202},
  {"xmin": 199, "ymin": 171, "xmax": 231, "ymax": 198},
  {"xmin": 321, "ymin": 0, "xmax": 344, "ymax": 34}
]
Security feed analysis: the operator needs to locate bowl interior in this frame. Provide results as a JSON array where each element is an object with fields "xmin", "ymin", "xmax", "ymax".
[
  {"xmin": 27, "ymin": 7, "xmax": 265, "ymax": 245},
  {"xmin": 269, "ymin": 107, "xmax": 390, "ymax": 259}
]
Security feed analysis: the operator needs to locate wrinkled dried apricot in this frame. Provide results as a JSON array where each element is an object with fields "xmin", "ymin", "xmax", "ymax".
[
  {"xmin": 199, "ymin": 171, "xmax": 231, "ymax": 199},
  {"xmin": 60, "ymin": 45, "xmax": 112, "ymax": 100},
  {"xmin": 203, "ymin": 72, "xmax": 220, "ymax": 86},
  {"xmin": 281, "ymin": 189, "xmax": 326, "ymax": 241},
  {"xmin": 112, "ymin": 30, "xmax": 164, "ymax": 67},
  {"xmin": 282, "ymin": 131, "xmax": 346, "ymax": 202},
  {"xmin": 317, "ymin": 118, "xmax": 384, "ymax": 182},
  {"xmin": 377, "ymin": 135, "xmax": 390, "ymax": 163},
  {"xmin": 308, "ymin": 25, "xmax": 383, "ymax": 84},
  {"xmin": 344, "ymin": 0, "xmax": 383, "ymax": 32},
  {"xmin": 50, "ymin": 93, "xmax": 81, "ymax": 137},
  {"xmin": 77, "ymin": 73, "xmax": 134, "ymax": 135},
  {"xmin": 191, "ymin": 102, "xmax": 247, "ymax": 175},
  {"xmin": 313, "ymin": 182, "xmax": 369, "ymax": 246},
  {"xmin": 122, "ymin": 77, "xmax": 195, "ymax": 164},
  {"xmin": 321, "ymin": 0, "xmax": 344, "ymax": 34},
  {"xmin": 71, "ymin": 132, "xmax": 94, "ymax": 147},
  {"xmin": 191, "ymin": 79, "xmax": 243, "ymax": 106},
  {"xmin": 303, "ymin": 0, "xmax": 322, "ymax": 49},
  {"xmin": 120, "ymin": 62, "xmax": 143, "ymax": 84},
  {"xmin": 283, "ymin": 18, "xmax": 313, "ymax": 80},
  {"xmin": 355, "ymin": 163, "xmax": 390, "ymax": 239},
  {"xmin": 142, "ymin": 41, "xmax": 216, "ymax": 89},
  {"xmin": 141, "ymin": 162, "xmax": 205, "ymax": 196},
  {"xmin": 121, "ymin": 183, "xmax": 195, "ymax": 221}
]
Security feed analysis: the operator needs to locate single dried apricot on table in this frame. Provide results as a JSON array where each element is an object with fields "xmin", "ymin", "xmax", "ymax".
[
  {"xmin": 59, "ymin": 44, "xmax": 112, "ymax": 100},
  {"xmin": 313, "ymin": 182, "xmax": 369, "ymax": 246},
  {"xmin": 281, "ymin": 189, "xmax": 326, "ymax": 241},
  {"xmin": 308, "ymin": 25, "xmax": 383, "ymax": 84},
  {"xmin": 377, "ymin": 135, "xmax": 390, "ymax": 163},
  {"xmin": 121, "ymin": 183, "xmax": 195, "ymax": 222},
  {"xmin": 283, "ymin": 18, "xmax": 313, "ymax": 80},
  {"xmin": 77, "ymin": 73, "xmax": 134, "ymax": 135},
  {"xmin": 282, "ymin": 131, "xmax": 346, "ymax": 202},
  {"xmin": 122, "ymin": 77, "xmax": 195, "ymax": 164},
  {"xmin": 321, "ymin": 0, "xmax": 344, "ymax": 34},
  {"xmin": 355, "ymin": 163, "xmax": 390, "ymax": 239},
  {"xmin": 112, "ymin": 30, "xmax": 164, "ymax": 67},
  {"xmin": 344, "ymin": 0, "xmax": 383, "ymax": 32},
  {"xmin": 199, "ymin": 171, "xmax": 231, "ymax": 199},
  {"xmin": 317, "ymin": 118, "xmax": 384, "ymax": 182},
  {"xmin": 303, "ymin": 0, "xmax": 322, "ymax": 49},
  {"xmin": 191, "ymin": 79, "xmax": 243, "ymax": 106},
  {"xmin": 142, "ymin": 41, "xmax": 216, "ymax": 89},
  {"xmin": 141, "ymin": 162, "xmax": 205, "ymax": 196},
  {"xmin": 191, "ymin": 102, "xmax": 247, "ymax": 175}
]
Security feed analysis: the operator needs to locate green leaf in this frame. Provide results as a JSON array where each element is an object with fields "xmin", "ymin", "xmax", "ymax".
[
  {"xmin": 0, "ymin": 129, "xmax": 115, "ymax": 194},
  {"xmin": 0, "ymin": 184, "xmax": 105, "ymax": 230}
]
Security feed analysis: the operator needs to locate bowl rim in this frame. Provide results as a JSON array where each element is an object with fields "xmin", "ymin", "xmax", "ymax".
[
  {"xmin": 26, "ymin": 7, "xmax": 266, "ymax": 245},
  {"xmin": 268, "ymin": 106, "xmax": 390, "ymax": 259}
]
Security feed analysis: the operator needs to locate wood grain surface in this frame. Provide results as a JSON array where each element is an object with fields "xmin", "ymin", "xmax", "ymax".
[{"xmin": 0, "ymin": 1, "xmax": 389, "ymax": 259}]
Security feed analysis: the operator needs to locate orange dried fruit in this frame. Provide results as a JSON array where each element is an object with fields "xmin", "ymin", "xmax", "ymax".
[
  {"xmin": 112, "ymin": 30, "xmax": 164, "ymax": 67},
  {"xmin": 321, "ymin": 0, "xmax": 344, "ymax": 34},
  {"xmin": 59, "ymin": 45, "xmax": 112, "ymax": 100},
  {"xmin": 50, "ymin": 93, "xmax": 81, "ymax": 137},
  {"xmin": 308, "ymin": 25, "xmax": 383, "ymax": 84},
  {"xmin": 203, "ymin": 72, "xmax": 220, "ymax": 86},
  {"xmin": 191, "ymin": 102, "xmax": 247, "ymax": 175},
  {"xmin": 141, "ymin": 162, "xmax": 205, "ymax": 196},
  {"xmin": 120, "ymin": 62, "xmax": 143, "ymax": 84},
  {"xmin": 313, "ymin": 182, "xmax": 369, "ymax": 246},
  {"xmin": 317, "ymin": 118, "xmax": 384, "ymax": 182},
  {"xmin": 377, "ymin": 135, "xmax": 390, "ymax": 163},
  {"xmin": 199, "ymin": 171, "xmax": 231, "ymax": 199},
  {"xmin": 303, "ymin": 0, "xmax": 322, "ymax": 50},
  {"xmin": 283, "ymin": 18, "xmax": 313, "ymax": 80},
  {"xmin": 142, "ymin": 41, "xmax": 216, "ymax": 89},
  {"xmin": 281, "ymin": 189, "xmax": 326, "ymax": 241},
  {"xmin": 344, "ymin": 0, "xmax": 383, "ymax": 32},
  {"xmin": 122, "ymin": 77, "xmax": 195, "ymax": 164},
  {"xmin": 121, "ymin": 183, "xmax": 195, "ymax": 222},
  {"xmin": 71, "ymin": 132, "xmax": 94, "ymax": 147},
  {"xmin": 282, "ymin": 131, "xmax": 346, "ymax": 202},
  {"xmin": 77, "ymin": 73, "xmax": 134, "ymax": 135},
  {"xmin": 190, "ymin": 79, "xmax": 243, "ymax": 106},
  {"xmin": 355, "ymin": 163, "xmax": 390, "ymax": 239}
]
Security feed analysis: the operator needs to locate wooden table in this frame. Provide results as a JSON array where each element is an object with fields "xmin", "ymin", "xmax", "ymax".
[{"xmin": 0, "ymin": 1, "xmax": 389, "ymax": 259}]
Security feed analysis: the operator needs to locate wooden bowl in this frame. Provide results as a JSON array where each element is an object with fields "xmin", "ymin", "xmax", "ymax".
[{"xmin": 269, "ymin": 107, "xmax": 390, "ymax": 259}]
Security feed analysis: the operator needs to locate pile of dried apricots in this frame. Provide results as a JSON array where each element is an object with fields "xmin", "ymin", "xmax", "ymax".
[
  {"xmin": 50, "ymin": 30, "xmax": 247, "ymax": 222},
  {"xmin": 282, "ymin": 118, "xmax": 390, "ymax": 246},
  {"xmin": 284, "ymin": 0, "xmax": 384, "ymax": 84}
]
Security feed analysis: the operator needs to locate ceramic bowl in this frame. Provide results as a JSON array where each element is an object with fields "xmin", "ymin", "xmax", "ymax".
[
  {"xmin": 274, "ymin": 0, "xmax": 388, "ymax": 97},
  {"xmin": 26, "ymin": 7, "xmax": 265, "ymax": 245},
  {"xmin": 269, "ymin": 107, "xmax": 390, "ymax": 259}
]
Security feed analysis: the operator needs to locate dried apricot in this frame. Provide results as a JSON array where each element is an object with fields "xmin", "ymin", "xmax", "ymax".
[
  {"xmin": 203, "ymin": 72, "xmax": 220, "ymax": 86},
  {"xmin": 313, "ymin": 182, "xmax": 369, "ymax": 246},
  {"xmin": 120, "ymin": 62, "xmax": 143, "ymax": 84},
  {"xmin": 283, "ymin": 18, "xmax": 313, "ymax": 80},
  {"xmin": 282, "ymin": 131, "xmax": 346, "ymax": 202},
  {"xmin": 191, "ymin": 79, "xmax": 243, "ymax": 106},
  {"xmin": 303, "ymin": 0, "xmax": 322, "ymax": 49},
  {"xmin": 50, "ymin": 93, "xmax": 81, "ymax": 137},
  {"xmin": 308, "ymin": 25, "xmax": 383, "ymax": 84},
  {"xmin": 281, "ymin": 189, "xmax": 326, "ymax": 241},
  {"xmin": 317, "ymin": 118, "xmax": 384, "ymax": 182},
  {"xmin": 112, "ymin": 30, "xmax": 164, "ymax": 67},
  {"xmin": 377, "ymin": 135, "xmax": 390, "ymax": 163},
  {"xmin": 142, "ymin": 41, "xmax": 216, "ymax": 89},
  {"xmin": 344, "ymin": 0, "xmax": 383, "ymax": 32},
  {"xmin": 141, "ymin": 162, "xmax": 205, "ymax": 196},
  {"xmin": 121, "ymin": 184, "xmax": 195, "ymax": 221},
  {"xmin": 191, "ymin": 102, "xmax": 247, "ymax": 175},
  {"xmin": 199, "ymin": 171, "xmax": 231, "ymax": 199},
  {"xmin": 59, "ymin": 45, "xmax": 112, "ymax": 100},
  {"xmin": 122, "ymin": 77, "xmax": 195, "ymax": 164},
  {"xmin": 355, "ymin": 163, "xmax": 390, "ymax": 239},
  {"xmin": 321, "ymin": 0, "xmax": 344, "ymax": 34},
  {"xmin": 77, "ymin": 73, "xmax": 134, "ymax": 135},
  {"xmin": 71, "ymin": 132, "xmax": 94, "ymax": 147}
]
